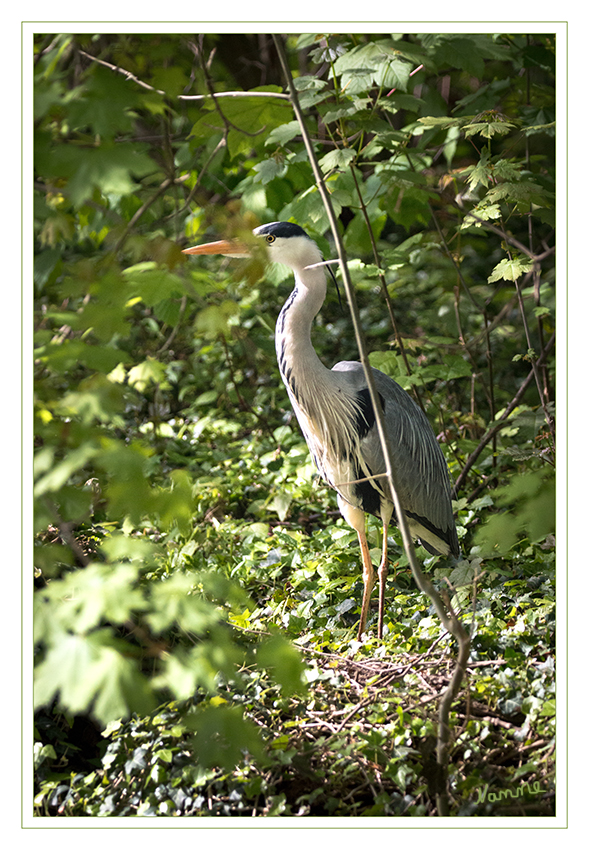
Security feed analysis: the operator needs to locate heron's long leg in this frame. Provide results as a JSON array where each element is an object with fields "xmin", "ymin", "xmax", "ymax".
[
  {"xmin": 337, "ymin": 496, "xmax": 375, "ymax": 638},
  {"xmin": 356, "ymin": 527, "xmax": 376, "ymax": 639},
  {"xmin": 377, "ymin": 520, "xmax": 389, "ymax": 639}
]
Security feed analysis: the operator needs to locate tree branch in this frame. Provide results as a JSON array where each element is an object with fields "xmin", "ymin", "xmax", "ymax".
[
  {"xmin": 178, "ymin": 91, "xmax": 290, "ymax": 101},
  {"xmin": 79, "ymin": 47, "xmax": 290, "ymax": 102}
]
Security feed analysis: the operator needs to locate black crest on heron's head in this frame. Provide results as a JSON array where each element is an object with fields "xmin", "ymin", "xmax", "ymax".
[{"xmin": 255, "ymin": 221, "xmax": 310, "ymax": 240}]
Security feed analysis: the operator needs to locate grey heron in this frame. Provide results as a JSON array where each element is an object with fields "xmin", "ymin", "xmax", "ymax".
[{"xmin": 183, "ymin": 221, "xmax": 459, "ymax": 638}]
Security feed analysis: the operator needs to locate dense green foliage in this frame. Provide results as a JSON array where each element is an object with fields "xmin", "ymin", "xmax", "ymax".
[{"xmin": 33, "ymin": 32, "xmax": 555, "ymax": 817}]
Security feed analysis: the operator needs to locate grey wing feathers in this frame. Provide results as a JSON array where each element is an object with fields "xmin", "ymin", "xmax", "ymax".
[{"xmin": 332, "ymin": 361, "xmax": 457, "ymax": 548}]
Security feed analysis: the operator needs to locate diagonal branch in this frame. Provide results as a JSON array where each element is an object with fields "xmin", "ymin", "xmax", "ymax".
[
  {"xmin": 78, "ymin": 49, "xmax": 166, "ymax": 95},
  {"xmin": 452, "ymin": 332, "xmax": 555, "ymax": 496}
]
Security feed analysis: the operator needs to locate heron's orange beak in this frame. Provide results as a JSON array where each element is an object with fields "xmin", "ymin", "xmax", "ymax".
[{"xmin": 182, "ymin": 239, "xmax": 250, "ymax": 258}]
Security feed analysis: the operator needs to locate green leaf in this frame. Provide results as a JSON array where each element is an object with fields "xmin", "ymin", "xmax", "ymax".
[
  {"xmin": 34, "ymin": 629, "xmax": 156, "ymax": 723},
  {"xmin": 123, "ymin": 266, "xmax": 185, "ymax": 306},
  {"xmin": 464, "ymin": 148, "xmax": 492, "ymax": 190},
  {"xmin": 97, "ymin": 439, "xmax": 157, "ymax": 523},
  {"xmin": 488, "ymin": 257, "xmax": 534, "ymax": 283},
  {"xmin": 37, "ymin": 142, "xmax": 155, "ymax": 207},
  {"xmin": 191, "ymin": 89, "xmax": 291, "ymax": 160},
  {"xmin": 56, "ymin": 373, "xmax": 125, "ymax": 425},
  {"xmin": 195, "ymin": 300, "xmax": 240, "ymax": 337},
  {"xmin": 475, "ymin": 468, "xmax": 555, "ymax": 554},
  {"xmin": 34, "ymin": 444, "xmax": 100, "ymax": 498},
  {"xmin": 128, "ymin": 358, "xmax": 170, "ymax": 392},
  {"xmin": 66, "ymin": 66, "xmax": 142, "ymax": 139},
  {"xmin": 417, "ymin": 116, "xmax": 467, "ymax": 131},
  {"xmin": 447, "ymin": 562, "xmax": 481, "ymax": 587},
  {"xmin": 146, "ymin": 572, "xmax": 221, "ymax": 634},
  {"xmin": 34, "ymin": 248, "xmax": 62, "ymax": 292},
  {"xmin": 186, "ymin": 705, "xmax": 265, "ymax": 770},
  {"xmin": 150, "ymin": 66, "xmax": 189, "ymax": 98},
  {"xmin": 319, "ymin": 148, "xmax": 356, "ymax": 173},
  {"xmin": 266, "ymin": 120, "xmax": 302, "ymax": 146},
  {"xmin": 486, "ymin": 180, "xmax": 551, "ymax": 208},
  {"xmin": 252, "ymin": 158, "xmax": 287, "ymax": 184},
  {"xmin": 256, "ymin": 635, "xmax": 308, "ymax": 697},
  {"xmin": 432, "ymin": 35, "xmax": 508, "ymax": 78},
  {"xmin": 35, "ymin": 338, "xmax": 131, "ymax": 374},
  {"xmin": 48, "ymin": 562, "xmax": 146, "ymax": 632},
  {"xmin": 461, "ymin": 203, "xmax": 502, "ymax": 229},
  {"xmin": 464, "ymin": 120, "xmax": 517, "ymax": 139},
  {"xmin": 332, "ymin": 41, "xmax": 412, "ymax": 94}
]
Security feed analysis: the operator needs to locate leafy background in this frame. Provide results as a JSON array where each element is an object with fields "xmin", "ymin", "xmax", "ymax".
[{"xmin": 33, "ymin": 31, "xmax": 555, "ymax": 817}]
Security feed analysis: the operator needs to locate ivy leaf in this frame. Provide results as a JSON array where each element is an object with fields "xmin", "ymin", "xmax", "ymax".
[{"xmin": 267, "ymin": 491, "xmax": 292, "ymax": 521}]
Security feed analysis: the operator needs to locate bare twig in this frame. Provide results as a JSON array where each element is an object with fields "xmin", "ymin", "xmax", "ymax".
[
  {"xmin": 157, "ymin": 295, "xmax": 187, "ymax": 354},
  {"xmin": 452, "ymin": 332, "xmax": 555, "ymax": 496},
  {"xmin": 112, "ymin": 175, "xmax": 189, "ymax": 254},
  {"xmin": 460, "ymin": 209, "xmax": 555, "ymax": 262},
  {"xmin": 42, "ymin": 498, "xmax": 92, "ymax": 567},
  {"xmin": 513, "ymin": 273, "xmax": 556, "ymax": 441},
  {"xmin": 165, "ymin": 135, "xmax": 227, "ymax": 220},
  {"xmin": 79, "ymin": 47, "xmax": 291, "ymax": 104},
  {"xmin": 78, "ymin": 49, "xmax": 166, "ymax": 95},
  {"xmin": 348, "ymin": 165, "xmax": 425, "ymax": 412},
  {"xmin": 179, "ymin": 91, "xmax": 290, "ymax": 101}
]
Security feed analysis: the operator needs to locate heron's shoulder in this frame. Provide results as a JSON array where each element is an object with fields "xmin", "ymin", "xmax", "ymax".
[
  {"xmin": 331, "ymin": 360, "xmax": 405, "ymax": 397},
  {"xmin": 331, "ymin": 359, "xmax": 363, "ymax": 374},
  {"xmin": 331, "ymin": 360, "xmax": 368, "ymax": 387}
]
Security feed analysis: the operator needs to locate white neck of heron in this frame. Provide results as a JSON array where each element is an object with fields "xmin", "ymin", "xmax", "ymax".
[
  {"xmin": 275, "ymin": 264, "xmax": 330, "ymax": 400},
  {"xmin": 274, "ymin": 261, "xmax": 362, "ymax": 472}
]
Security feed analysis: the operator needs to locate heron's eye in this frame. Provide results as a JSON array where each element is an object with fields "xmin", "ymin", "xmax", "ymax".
[{"xmin": 266, "ymin": 234, "xmax": 276, "ymax": 244}]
